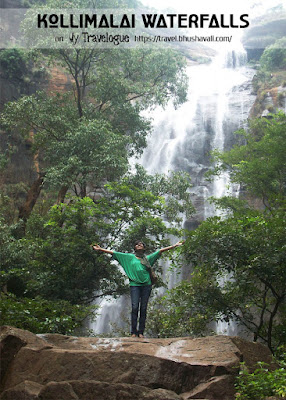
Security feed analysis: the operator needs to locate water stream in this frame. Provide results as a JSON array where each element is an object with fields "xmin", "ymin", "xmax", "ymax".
[{"xmin": 90, "ymin": 41, "xmax": 256, "ymax": 335}]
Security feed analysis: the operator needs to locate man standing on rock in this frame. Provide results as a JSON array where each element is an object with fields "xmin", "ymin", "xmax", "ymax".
[{"xmin": 92, "ymin": 240, "xmax": 184, "ymax": 338}]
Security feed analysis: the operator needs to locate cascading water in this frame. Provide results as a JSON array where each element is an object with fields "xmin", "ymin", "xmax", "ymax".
[{"xmin": 89, "ymin": 41, "xmax": 256, "ymax": 336}]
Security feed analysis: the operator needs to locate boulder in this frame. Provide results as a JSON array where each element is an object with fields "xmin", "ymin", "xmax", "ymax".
[
  {"xmin": 0, "ymin": 380, "xmax": 183, "ymax": 400},
  {"xmin": 0, "ymin": 326, "xmax": 52, "ymax": 388},
  {"xmin": 0, "ymin": 381, "xmax": 44, "ymax": 400},
  {"xmin": 181, "ymin": 376, "xmax": 235, "ymax": 399},
  {"xmin": 0, "ymin": 326, "xmax": 276, "ymax": 400},
  {"xmin": 38, "ymin": 381, "xmax": 183, "ymax": 400}
]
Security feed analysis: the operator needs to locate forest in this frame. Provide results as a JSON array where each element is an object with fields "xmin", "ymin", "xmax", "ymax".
[{"xmin": 0, "ymin": 2, "xmax": 285, "ymax": 397}]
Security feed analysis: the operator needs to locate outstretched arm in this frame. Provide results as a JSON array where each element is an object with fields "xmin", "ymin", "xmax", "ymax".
[
  {"xmin": 159, "ymin": 240, "xmax": 185, "ymax": 254},
  {"xmin": 92, "ymin": 244, "xmax": 114, "ymax": 255}
]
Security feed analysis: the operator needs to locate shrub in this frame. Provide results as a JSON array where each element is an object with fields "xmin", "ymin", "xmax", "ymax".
[
  {"xmin": 0, "ymin": 49, "xmax": 28, "ymax": 80},
  {"xmin": 260, "ymin": 38, "xmax": 286, "ymax": 71},
  {"xmin": 0, "ymin": 292, "xmax": 97, "ymax": 335},
  {"xmin": 235, "ymin": 361, "xmax": 286, "ymax": 400}
]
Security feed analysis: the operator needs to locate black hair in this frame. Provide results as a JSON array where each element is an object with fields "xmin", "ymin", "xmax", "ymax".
[{"xmin": 133, "ymin": 240, "xmax": 146, "ymax": 251}]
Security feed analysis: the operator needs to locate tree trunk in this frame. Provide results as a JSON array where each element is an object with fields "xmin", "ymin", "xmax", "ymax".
[
  {"xmin": 18, "ymin": 174, "xmax": 44, "ymax": 222},
  {"xmin": 80, "ymin": 182, "xmax": 87, "ymax": 198},
  {"xmin": 57, "ymin": 185, "xmax": 69, "ymax": 204}
]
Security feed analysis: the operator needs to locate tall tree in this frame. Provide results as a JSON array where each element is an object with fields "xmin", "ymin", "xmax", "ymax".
[{"xmin": 1, "ymin": 47, "xmax": 188, "ymax": 221}]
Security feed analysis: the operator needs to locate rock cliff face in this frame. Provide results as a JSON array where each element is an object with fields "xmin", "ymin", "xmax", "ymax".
[{"xmin": 0, "ymin": 326, "xmax": 276, "ymax": 400}]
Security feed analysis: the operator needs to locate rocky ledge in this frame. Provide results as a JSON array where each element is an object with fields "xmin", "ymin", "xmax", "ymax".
[{"xmin": 0, "ymin": 326, "xmax": 276, "ymax": 400}]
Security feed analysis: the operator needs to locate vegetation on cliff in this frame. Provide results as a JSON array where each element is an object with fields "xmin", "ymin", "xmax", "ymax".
[{"xmin": 244, "ymin": 6, "xmax": 286, "ymax": 118}]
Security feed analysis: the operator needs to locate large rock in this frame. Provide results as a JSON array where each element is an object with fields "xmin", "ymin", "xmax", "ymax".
[{"xmin": 0, "ymin": 326, "xmax": 276, "ymax": 400}]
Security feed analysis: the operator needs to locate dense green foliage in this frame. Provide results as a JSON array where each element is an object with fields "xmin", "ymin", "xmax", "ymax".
[
  {"xmin": 146, "ymin": 277, "xmax": 214, "ymax": 338},
  {"xmin": 0, "ymin": 292, "xmax": 96, "ymax": 334},
  {"xmin": 147, "ymin": 208, "xmax": 286, "ymax": 348},
  {"xmin": 1, "ymin": 92, "xmax": 129, "ymax": 190},
  {"xmin": 0, "ymin": 218, "xmax": 96, "ymax": 333},
  {"xmin": 1, "ymin": 46, "xmax": 187, "ymax": 212},
  {"xmin": 0, "ymin": 168, "xmax": 193, "ymax": 333},
  {"xmin": 0, "ymin": 49, "xmax": 28, "ymax": 80},
  {"xmin": 209, "ymin": 112, "xmax": 286, "ymax": 207},
  {"xmin": 260, "ymin": 38, "xmax": 286, "ymax": 71},
  {"xmin": 235, "ymin": 361, "xmax": 286, "ymax": 400}
]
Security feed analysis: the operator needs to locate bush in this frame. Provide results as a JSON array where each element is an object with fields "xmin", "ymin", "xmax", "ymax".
[
  {"xmin": 260, "ymin": 38, "xmax": 286, "ymax": 71},
  {"xmin": 0, "ymin": 49, "xmax": 28, "ymax": 80},
  {"xmin": 235, "ymin": 361, "xmax": 286, "ymax": 400},
  {"xmin": 0, "ymin": 292, "xmax": 97, "ymax": 335}
]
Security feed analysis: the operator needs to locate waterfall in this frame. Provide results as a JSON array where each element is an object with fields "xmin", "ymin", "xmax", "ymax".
[
  {"xmin": 89, "ymin": 41, "xmax": 256, "ymax": 336},
  {"xmin": 141, "ymin": 42, "xmax": 254, "ymax": 223}
]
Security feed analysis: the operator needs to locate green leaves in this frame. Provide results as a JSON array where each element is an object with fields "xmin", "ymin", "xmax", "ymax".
[
  {"xmin": 260, "ymin": 37, "xmax": 286, "ymax": 71},
  {"xmin": 0, "ymin": 292, "xmax": 97, "ymax": 335},
  {"xmin": 235, "ymin": 361, "xmax": 286, "ymax": 400},
  {"xmin": 0, "ymin": 165, "xmax": 192, "ymax": 310},
  {"xmin": 146, "ymin": 276, "xmax": 218, "ymax": 338},
  {"xmin": 0, "ymin": 49, "xmax": 29, "ymax": 80},
  {"xmin": 1, "ymin": 91, "xmax": 129, "ymax": 189},
  {"xmin": 1, "ymin": 45, "xmax": 188, "ymax": 212},
  {"xmin": 181, "ymin": 207, "xmax": 286, "ymax": 352},
  {"xmin": 208, "ymin": 112, "xmax": 286, "ymax": 209},
  {"xmin": 203, "ymin": 115, "xmax": 286, "ymax": 348},
  {"xmin": 147, "ymin": 205, "xmax": 285, "ymax": 348},
  {"xmin": 44, "ymin": 117, "xmax": 129, "ymax": 188}
]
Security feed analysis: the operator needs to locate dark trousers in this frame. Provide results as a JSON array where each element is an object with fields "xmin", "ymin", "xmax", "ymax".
[{"xmin": 130, "ymin": 285, "xmax": 152, "ymax": 335}]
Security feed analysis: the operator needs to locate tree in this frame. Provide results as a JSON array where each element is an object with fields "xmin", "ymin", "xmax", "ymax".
[
  {"xmin": 1, "ymin": 46, "xmax": 188, "ymax": 220},
  {"xmin": 147, "ymin": 209, "xmax": 285, "ymax": 351},
  {"xmin": 0, "ymin": 49, "xmax": 29, "ymax": 80},
  {"xmin": 22, "ymin": 167, "xmax": 193, "ymax": 302},
  {"xmin": 146, "ymin": 276, "xmax": 217, "ymax": 338},
  {"xmin": 1, "ymin": 92, "xmax": 129, "ymax": 210},
  {"xmin": 260, "ymin": 37, "xmax": 286, "ymax": 71},
  {"xmin": 0, "ymin": 167, "xmax": 193, "ymax": 333},
  {"xmin": 209, "ymin": 112, "xmax": 286, "ymax": 210},
  {"xmin": 2, "ymin": 0, "xmax": 188, "ymax": 219},
  {"xmin": 0, "ymin": 219, "xmax": 97, "ymax": 334}
]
